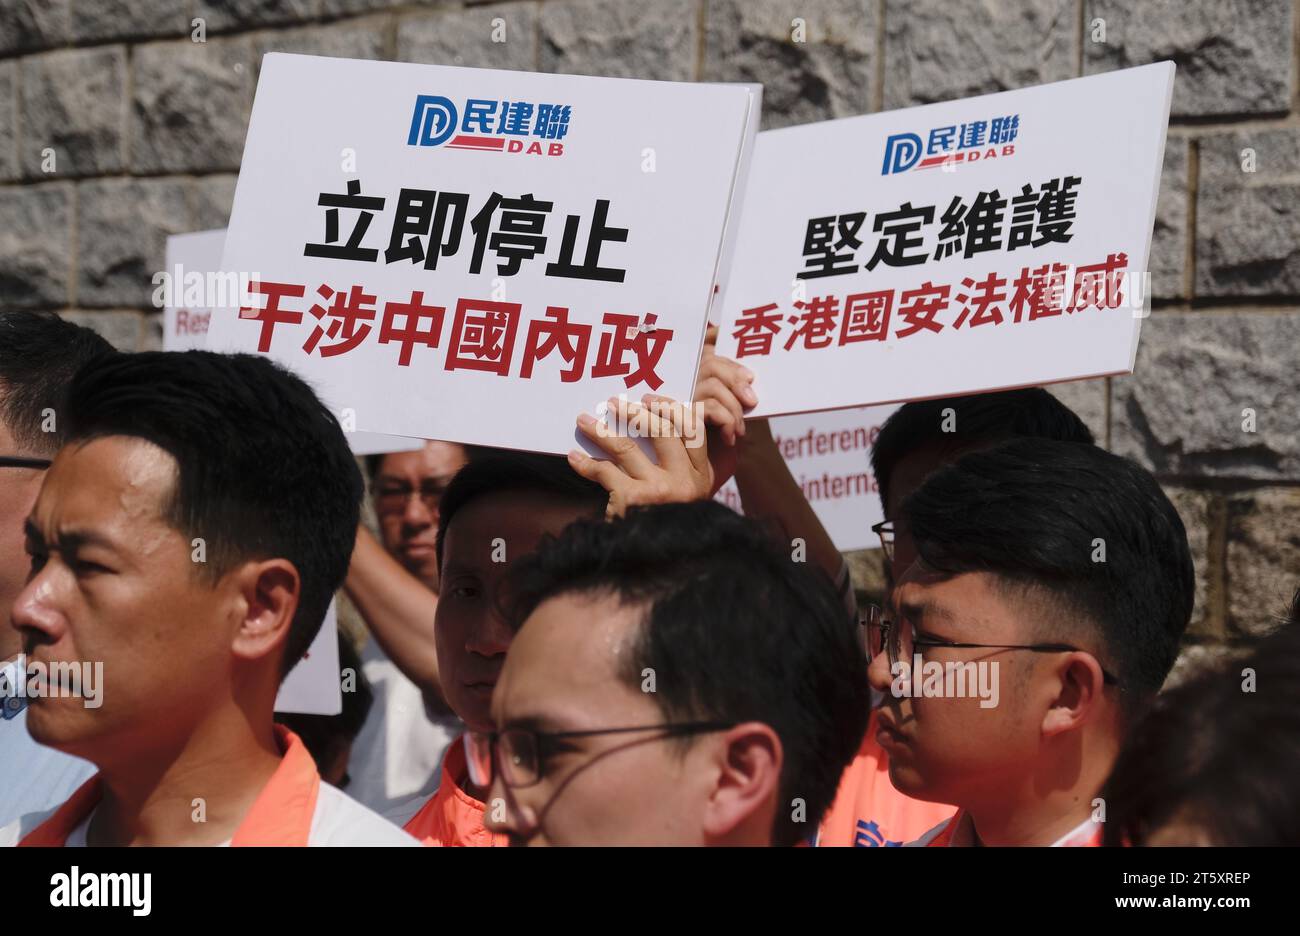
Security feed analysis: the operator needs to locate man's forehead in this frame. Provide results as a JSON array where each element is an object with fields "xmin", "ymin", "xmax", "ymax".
[
  {"xmin": 496, "ymin": 592, "xmax": 642, "ymax": 723},
  {"xmin": 446, "ymin": 491, "xmax": 589, "ymax": 555},
  {"xmin": 382, "ymin": 443, "xmax": 464, "ymax": 478},
  {"xmin": 894, "ymin": 572, "xmax": 1017, "ymax": 634},
  {"xmin": 0, "ymin": 413, "xmax": 20, "ymax": 453},
  {"xmin": 34, "ymin": 436, "xmax": 175, "ymax": 532}
]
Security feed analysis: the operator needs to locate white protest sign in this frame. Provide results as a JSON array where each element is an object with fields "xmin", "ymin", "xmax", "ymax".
[
  {"xmin": 205, "ymin": 53, "xmax": 759, "ymax": 455},
  {"xmin": 163, "ymin": 229, "xmax": 227, "ymax": 351},
  {"xmin": 717, "ymin": 63, "xmax": 1175, "ymax": 417},
  {"xmin": 164, "ymin": 229, "xmax": 424, "ymax": 456},
  {"xmin": 715, "ymin": 404, "xmax": 898, "ymax": 551},
  {"xmin": 274, "ymin": 599, "xmax": 342, "ymax": 716}
]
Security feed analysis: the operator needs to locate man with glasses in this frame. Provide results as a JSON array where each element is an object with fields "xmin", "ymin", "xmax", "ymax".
[
  {"xmin": 0, "ymin": 312, "xmax": 110, "ymax": 826},
  {"xmin": 864, "ymin": 438, "xmax": 1193, "ymax": 846},
  {"xmin": 340, "ymin": 442, "xmax": 470, "ymax": 823},
  {"xmin": 817, "ymin": 388, "xmax": 1096, "ymax": 847},
  {"xmin": 477, "ymin": 500, "xmax": 870, "ymax": 846}
]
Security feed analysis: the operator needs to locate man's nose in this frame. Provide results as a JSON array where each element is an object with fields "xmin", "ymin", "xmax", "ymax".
[
  {"xmin": 402, "ymin": 491, "xmax": 434, "ymax": 528},
  {"xmin": 867, "ymin": 644, "xmax": 894, "ymax": 694},
  {"xmin": 466, "ymin": 608, "xmax": 512, "ymax": 657},
  {"xmin": 10, "ymin": 570, "xmax": 66, "ymax": 648}
]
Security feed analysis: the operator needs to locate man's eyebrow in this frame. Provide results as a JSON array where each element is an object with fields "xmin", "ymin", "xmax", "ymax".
[
  {"xmin": 899, "ymin": 599, "xmax": 955, "ymax": 624},
  {"xmin": 501, "ymin": 713, "xmax": 567, "ymax": 735},
  {"xmin": 24, "ymin": 520, "xmax": 120, "ymax": 554}
]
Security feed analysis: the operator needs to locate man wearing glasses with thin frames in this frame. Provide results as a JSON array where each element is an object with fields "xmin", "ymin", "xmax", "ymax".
[
  {"xmin": 0, "ymin": 312, "xmax": 111, "ymax": 826},
  {"xmin": 477, "ymin": 500, "xmax": 870, "ymax": 846},
  {"xmin": 866, "ymin": 438, "xmax": 1193, "ymax": 847}
]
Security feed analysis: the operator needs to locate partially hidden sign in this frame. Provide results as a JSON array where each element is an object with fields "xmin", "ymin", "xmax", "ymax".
[
  {"xmin": 716, "ymin": 63, "xmax": 1175, "ymax": 417},
  {"xmin": 715, "ymin": 404, "xmax": 898, "ymax": 552},
  {"xmin": 274, "ymin": 599, "xmax": 341, "ymax": 717},
  {"xmin": 165, "ymin": 228, "xmax": 425, "ymax": 457},
  {"xmin": 206, "ymin": 54, "xmax": 759, "ymax": 454}
]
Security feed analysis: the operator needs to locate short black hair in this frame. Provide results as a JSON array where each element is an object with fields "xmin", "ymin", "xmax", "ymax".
[
  {"xmin": 503, "ymin": 501, "xmax": 872, "ymax": 847},
  {"xmin": 65, "ymin": 351, "xmax": 363, "ymax": 677},
  {"xmin": 0, "ymin": 311, "xmax": 114, "ymax": 454},
  {"xmin": 871, "ymin": 388, "xmax": 1095, "ymax": 510},
  {"xmin": 903, "ymin": 438, "xmax": 1193, "ymax": 713},
  {"xmin": 434, "ymin": 448, "xmax": 607, "ymax": 569},
  {"xmin": 1102, "ymin": 588, "xmax": 1300, "ymax": 846}
]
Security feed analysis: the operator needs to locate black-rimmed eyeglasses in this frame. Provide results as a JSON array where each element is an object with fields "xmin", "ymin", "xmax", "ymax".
[
  {"xmin": 465, "ymin": 721, "xmax": 736, "ymax": 789},
  {"xmin": 863, "ymin": 603, "xmax": 1121, "ymax": 687},
  {"xmin": 0, "ymin": 456, "xmax": 51, "ymax": 470},
  {"xmin": 871, "ymin": 520, "xmax": 895, "ymax": 563}
]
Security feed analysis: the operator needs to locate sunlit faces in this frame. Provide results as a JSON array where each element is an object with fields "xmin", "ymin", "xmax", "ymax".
[
  {"xmin": 486, "ymin": 591, "xmax": 754, "ymax": 847},
  {"xmin": 0, "ymin": 417, "xmax": 48, "ymax": 649},
  {"xmin": 373, "ymin": 442, "xmax": 468, "ymax": 590},
  {"xmin": 433, "ymin": 490, "xmax": 594, "ymax": 734},
  {"xmin": 12, "ymin": 437, "xmax": 241, "ymax": 765},
  {"xmin": 867, "ymin": 567, "xmax": 1052, "ymax": 808}
]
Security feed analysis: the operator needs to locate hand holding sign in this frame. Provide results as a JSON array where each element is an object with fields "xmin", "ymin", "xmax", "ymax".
[
  {"xmin": 570, "ymin": 395, "xmax": 713, "ymax": 518},
  {"xmin": 693, "ymin": 323, "xmax": 760, "ymax": 490}
]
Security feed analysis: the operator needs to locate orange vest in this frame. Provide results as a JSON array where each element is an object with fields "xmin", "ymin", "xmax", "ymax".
[
  {"xmin": 816, "ymin": 709, "xmax": 957, "ymax": 846},
  {"xmin": 21, "ymin": 726, "xmax": 322, "ymax": 846},
  {"xmin": 403, "ymin": 735, "xmax": 506, "ymax": 847}
]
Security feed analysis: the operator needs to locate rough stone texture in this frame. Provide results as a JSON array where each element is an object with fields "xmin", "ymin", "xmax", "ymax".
[
  {"xmin": 542, "ymin": 0, "xmax": 695, "ymax": 82},
  {"xmin": 68, "ymin": 0, "xmax": 192, "ymax": 43},
  {"xmin": 0, "ymin": 62, "xmax": 16, "ymax": 182},
  {"xmin": 398, "ymin": 3, "xmax": 538, "ymax": 71},
  {"xmin": 1164, "ymin": 486, "xmax": 1213, "ymax": 637},
  {"xmin": 845, "ymin": 547, "xmax": 888, "ymax": 604},
  {"xmin": 704, "ymin": 0, "xmax": 875, "ymax": 129},
  {"xmin": 194, "ymin": 0, "xmax": 320, "ymax": 34},
  {"xmin": 1196, "ymin": 128, "xmax": 1300, "ymax": 299},
  {"xmin": 140, "ymin": 311, "xmax": 165, "ymax": 351},
  {"xmin": 193, "ymin": 174, "xmax": 240, "ymax": 230},
  {"xmin": 1151, "ymin": 136, "xmax": 1187, "ymax": 300},
  {"xmin": 322, "ymin": 0, "xmax": 445, "ymax": 15},
  {"xmin": 19, "ymin": 47, "xmax": 129, "ymax": 179},
  {"xmin": 249, "ymin": 17, "xmax": 389, "ymax": 74},
  {"xmin": 131, "ymin": 37, "xmax": 254, "ymax": 173},
  {"xmin": 78, "ymin": 177, "xmax": 195, "ymax": 308},
  {"xmin": 1162, "ymin": 641, "xmax": 1240, "ymax": 691},
  {"xmin": 884, "ymin": 0, "xmax": 1075, "ymax": 109},
  {"xmin": 0, "ymin": 0, "xmax": 71, "ymax": 56},
  {"xmin": 60, "ymin": 309, "xmax": 147, "ymax": 351},
  {"xmin": 1083, "ymin": 0, "xmax": 1293, "ymax": 117},
  {"xmin": 0, "ymin": 183, "xmax": 73, "ymax": 309},
  {"xmin": 0, "ymin": 0, "xmax": 1295, "ymax": 660},
  {"xmin": 1227, "ymin": 488, "xmax": 1300, "ymax": 636},
  {"xmin": 1045, "ymin": 377, "xmax": 1107, "ymax": 446},
  {"xmin": 1112, "ymin": 313, "xmax": 1300, "ymax": 482}
]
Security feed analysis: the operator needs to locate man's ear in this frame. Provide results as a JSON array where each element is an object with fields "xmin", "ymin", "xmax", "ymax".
[
  {"xmin": 1041, "ymin": 652, "xmax": 1106, "ymax": 738},
  {"xmin": 230, "ymin": 559, "xmax": 301, "ymax": 667},
  {"xmin": 701, "ymin": 722, "xmax": 783, "ymax": 846}
]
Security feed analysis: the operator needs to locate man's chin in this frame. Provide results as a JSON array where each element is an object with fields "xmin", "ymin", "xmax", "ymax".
[
  {"xmin": 887, "ymin": 760, "xmax": 939, "ymax": 801},
  {"xmin": 26, "ymin": 701, "xmax": 95, "ymax": 753}
]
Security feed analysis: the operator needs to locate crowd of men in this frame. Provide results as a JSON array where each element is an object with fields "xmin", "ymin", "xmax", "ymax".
[{"xmin": 0, "ymin": 309, "xmax": 1295, "ymax": 847}]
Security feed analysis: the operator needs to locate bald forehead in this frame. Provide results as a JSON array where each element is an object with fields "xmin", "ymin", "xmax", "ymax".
[
  {"xmin": 495, "ymin": 591, "xmax": 646, "ymax": 727},
  {"xmin": 38, "ymin": 436, "xmax": 176, "ymax": 528}
]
